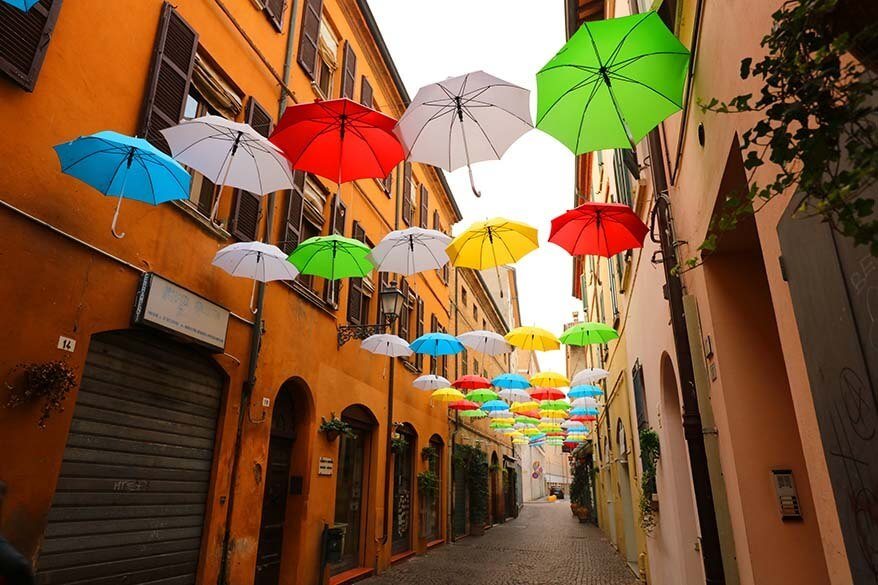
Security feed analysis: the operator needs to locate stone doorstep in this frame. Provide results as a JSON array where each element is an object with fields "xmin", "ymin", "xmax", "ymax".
[
  {"xmin": 390, "ymin": 550, "xmax": 417, "ymax": 565},
  {"xmin": 329, "ymin": 567, "xmax": 375, "ymax": 585}
]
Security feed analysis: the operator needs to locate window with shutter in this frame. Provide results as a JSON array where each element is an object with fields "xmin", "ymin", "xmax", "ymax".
[
  {"xmin": 418, "ymin": 185, "xmax": 429, "ymax": 229},
  {"xmin": 140, "ymin": 3, "xmax": 199, "ymax": 153},
  {"xmin": 378, "ymin": 271, "xmax": 390, "ymax": 324},
  {"xmin": 347, "ymin": 221, "xmax": 367, "ymax": 324},
  {"xmin": 0, "ymin": 0, "xmax": 61, "ymax": 92},
  {"xmin": 415, "ymin": 298, "xmax": 424, "ymax": 369},
  {"xmin": 429, "ymin": 314, "xmax": 438, "ymax": 374},
  {"xmin": 231, "ymin": 97, "xmax": 272, "ymax": 241},
  {"xmin": 262, "ymin": 0, "xmax": 286, "ymax": 31},
  {"xmin": 398, "ymin": 279, "xmax": 410, "ymax": 342},
  {"xmin": 282, "ymin": 171, "xmax": 306, "ymax": 253},
  {"xmin": 439, "ymin": 324, "xmax": 448, "ymax": 379},
  {"xmin": 297, "ymin": 0, "xmax": 323, "ymax": 79},
  {"xmin": 323, "ymin": 195, "xmax": 346, "ymax": 306},
  {"xmin": 382, "ymin": 169, "xmax": 393, "ymax": 197},
  {"xmin": 632, "ymin": 360, "xmax": 648, "ymax": 430},
  {"xmin": 460, "ymin": 348, "xmax": 467, "ymax": 376},
  {"xmin": 340, "ymin": 42, "xmax": 357, "ymax": 99},
  {"xmin": 360, "ymin": 77, "xmax": 373, "ymax": 108},
  {"xmin": 402, "ymin": 163, "xmax": 413, "ymax": 225}
]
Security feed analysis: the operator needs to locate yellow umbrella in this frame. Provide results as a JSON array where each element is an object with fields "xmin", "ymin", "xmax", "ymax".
[
  {"xmin": 505, "ymin": 326, "xmax": 560, "ymax": 351},
  {"xmin": 530, "ymin": 371, "xmax": 569, "ymax": 388},
  {"xmin": 540, "ymin": 410, "xmax": 569, "ymax": 421},
  {"xmin": 510, "ymin": 400, "xmax": 539, "ymax": 413},
  {"xmin": 446, "ymin": 218, "xmax": 539, "ymax": 270},
  {"xmin": 430, "ymin": 387, "xmax": 466, "ymax": 403}
]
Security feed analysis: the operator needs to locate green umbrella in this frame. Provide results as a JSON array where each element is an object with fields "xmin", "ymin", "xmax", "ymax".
[
  {"xmin": 540, "ymin": 400, "xmax": 572, "ymax": 411},
  {"xmin": 459, "ymin": 409, "xmax": 488, "ymax": 419},
  {"xmin": 560, "ymin": 322, "xmax": 619, "ymax": 346},
  {"xmin": 465, "ymin": 389, "xmax": 499, "ymax": 404},
  {"xmin": 536, "ymin": 11, "xmax": 689, "ymax": 153},
  {"xmin": 287, "ymin": 234, "xmax": 373, "ymax": 280}
]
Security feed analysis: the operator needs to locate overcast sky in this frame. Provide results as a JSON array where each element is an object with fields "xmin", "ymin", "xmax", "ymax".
[{"xmin": 369, "ymin": 0, "xmax": 581, "ymax": 373}]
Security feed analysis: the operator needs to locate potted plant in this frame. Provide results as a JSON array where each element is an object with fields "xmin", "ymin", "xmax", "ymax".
[
  {"xmin": 417, "ymin": 470, "xmax": 439, "ymax": 498},
  {"xmin": 4, "ymin": 360, "xmax": 77, "ymax": 428},
  {"xmin": 421, "ymin": 445, "xmax": 439, "ymax": 464},
  {"xmin": 639, "ymin": 428, "xmax": 661, "ymax": 534},
  {"xmin": 391, "ymin": 434, "xmax": 408, "ymax": 454},
  {"xmin": 318, "ymin": 413, "xmax": 355, "ymax": 442}
]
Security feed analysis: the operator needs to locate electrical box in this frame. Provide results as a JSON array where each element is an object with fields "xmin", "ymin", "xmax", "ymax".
[
  {"xmin": 322, "ymin": 524, "xmax": 347, "ymax": 565},
  {"xmin": 771, "ymin": 469, "xmax": 802, "ymax": 521}
]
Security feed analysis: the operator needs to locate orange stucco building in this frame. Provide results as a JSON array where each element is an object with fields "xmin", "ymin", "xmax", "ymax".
[{"xmin": 0, "ymin": 2, "xmax": 468, "ymax": 585}]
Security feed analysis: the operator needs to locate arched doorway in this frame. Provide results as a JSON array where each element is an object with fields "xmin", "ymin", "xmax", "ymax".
[
  {"xmin": 490, "ymin": 452, "xmax": 501, "ymax": 525},
  {"xmin": 616, "ymin": 419, "xmax": 638, "ymax": 571},
  {"xmin": 391, "ymin": 423, "xmax": 417, "ymax": 556},
  {"xmin": 331, "ymin": 405, "xmax": 377, "ymax": 575},
  {"xmin": 255, "ymin": 379, "xmax": 311, "ymax": 585},
  {"xmin": 424, "ymin": 435, "xmax": 444, "ymax": 543}
]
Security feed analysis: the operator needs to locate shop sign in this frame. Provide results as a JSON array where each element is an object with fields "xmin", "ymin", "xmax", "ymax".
[{"xmin": 133, "ymin": 273, "xmax": 229, "ymax": 352}]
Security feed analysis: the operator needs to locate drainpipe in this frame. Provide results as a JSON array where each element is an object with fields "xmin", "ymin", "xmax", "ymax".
[
  {"xmin": 448, "ymin": 267, "xmax": 460, "ymax": 540},
  {"xmin": 218, "ymin": 6, "xmax": 299, "ymax": 584},
  {"xmin": 647, "ymin": 129, "xmax": 725, "ymax": 585}
]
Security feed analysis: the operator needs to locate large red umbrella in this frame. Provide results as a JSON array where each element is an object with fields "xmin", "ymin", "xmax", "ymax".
[
  {"xmin": 529, "ymin": 387, "xmax": 566, "ymax": 401},
  {"xmin": 570, "ymin": 414, "xmax": 597, "ymax": 423},
  {"xmin": 549, "ymin": 202, "xmax": 648, "ymax": 257},
  {"xmin": 448, "ymin": 399, "xmax": 480, "ymax": 411},
  {"xmin": 452, "ymin": 374, "xmax": 491, "ymax": 390},
  {"xmin": 270, "ymin": 98, "xmax": 404, "ymax": 185}
]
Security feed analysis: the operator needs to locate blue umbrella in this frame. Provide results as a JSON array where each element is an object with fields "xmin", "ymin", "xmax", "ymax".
[
  {"xmin": 570, "ymin": 406, "xmax": 599, "ymax": 416},
  {"xmin": 2, "ymin": 0, "xmax": 39, "ymax": 10},
  {"xmin": 568, "ymin": 384, "xmax": 603, "ymax": 399},
  {"xmin": 480, "ymin": 399, "xmax": 510, "ymax": 412},
  {"xmin": 54, "ymin": 131, "xmax": 190, "ymax": 238},
  {"xmin": 492, "ymin": 373, "xmax": 530, "ymax": 389},
  {"xmin": 409, "ymin": 332, "xmax": 464, "ymax": 356}
]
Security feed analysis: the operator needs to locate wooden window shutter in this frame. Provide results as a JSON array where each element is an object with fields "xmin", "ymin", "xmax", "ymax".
[
  {"xmin": 282, "ymin": 171, "xmax": 306, "ymax": 253},
  {"xmin": 0, "ymin": 0, "xmax": 62, "ymax": 92},
  {"xmin": 415, "ymin": 297, "xmax": 425, "ymax": 369},
  {"xmin": 429, "ymin": 314, "xmax": 438, "ymax": 374},
  {"xmin": 297, "ymin": 0, "xmax": 323, "ymax": 79},
  {"xmin": 383, "ymin": 169, "xmax": 393, "ymax": 195},
  {"xmin": 398, "ymin": 279, "xmax": 410, "ymax": 341},
  {"xmin": 360, "ymin": 77, "xmax": 374, "ymax": 108},
  {"xmin": 439, "ymin": 324, "xmax": 448, "ymax": 378},
  {"xmin": 347, "ymin": 221, "xmax": 366, "ymax": 324},
  {"xmin": 263, "ymin": 0, "xmax": 286, "ymax": 31},
  {"xmin": 231, "ymin": 97, "xmax": 273, "ymax": 241},
  {"xmin": 340, "ymin": 42, "xmax": 357, "ymax": 99},
  {"xmin": 378, "ymin": 271, "xmax": 390, "ymax": 323},
  {"xmin": 139, "ymin": 3, "xmax": 198, "ymax": 154},
  {"xmin": 323, "ymin": 195, "xmax": 347, "ymax": 305},
  {"xmin": 402, "ymin": 163, "xmax": 413, "ymax": 225},
  {"xmin": 418, "ymin": 185, "xmax": 429, "ymax": 228}
]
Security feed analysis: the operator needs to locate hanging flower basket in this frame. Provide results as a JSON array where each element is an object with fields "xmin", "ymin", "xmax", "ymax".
[
  {"xmin": 319, "ymin": 413, "xmax": 355, "ymax": 442},
  {"xmin": 4, "ymin": 361, "xmax": 77, "ymax": 428}
]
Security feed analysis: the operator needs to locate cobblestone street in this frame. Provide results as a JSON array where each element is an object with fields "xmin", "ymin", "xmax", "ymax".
[{"xmin": 360, "ymin": 500, "xmax": 639, "ymax": 585}]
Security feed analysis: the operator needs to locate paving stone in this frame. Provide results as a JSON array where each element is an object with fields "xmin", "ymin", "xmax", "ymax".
[{"xmin": 361, "ymin": 500, "xmax": 639, "ymax": 585}]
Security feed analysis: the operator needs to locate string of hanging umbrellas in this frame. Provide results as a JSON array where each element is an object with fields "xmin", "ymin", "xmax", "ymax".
[
  {"xmin": 48, "ymin": 11, "xmax": 688, "ymax": 311},
  {"xmin": 360, "ymin": 322, "xmax": 622, "ymax": 449}
]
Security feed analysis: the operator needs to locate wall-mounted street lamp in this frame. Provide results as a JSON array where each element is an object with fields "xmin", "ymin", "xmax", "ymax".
[{"xmin": 337, "ymin": 280, "xmax": 406, "ymax": 346}]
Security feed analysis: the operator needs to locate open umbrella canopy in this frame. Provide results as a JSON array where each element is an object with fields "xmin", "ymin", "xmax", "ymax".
[
  {"xmin": 3, "ymin": 0, "xmax": 40, "ymax": 11},
  {"xmin": 270, "ymin": 98, "xmax": 403, "ymax": 184},
  {"xmin": 459, "ymin": 408, "xmax": 488, "ymax": 419},
  {"xmin": 530, "ymin": 387, "xmax": 566, "ymax": 401},
  {"xmin": 457, "ymin": 330, "xmax": 511, "ymax": 355},
  {"xmin": 572, "ymin": 368, "xmax": 610, "ymax": 385},
  {"xmin": 571, "ymin": 397, "xmax": 599, "ymax": 408},
  {"xmin": 510, "ymin": 400, "xmax": 540, "ymax": 413},
  {"xmin": 492, "ymin": 373, "xmax": 530, "ymax": 390},
  {"xmin": 452, "ymin": 375, "xmax": 492, "ymax": 390},
  {"xmin": 446, "ymin": 218, "xmax": 539, "ymax": 270},
  {"xmin": 536, "ymin": 11, "xmax": 690, "ymax": 153},
  {"xmin": 368, "ymin": 227, "xmax": 451, "ymax": 275},
  {"xmin": 540, "ymin": 399, "xmax": 571, "ymax": 411},
  {"xmin": 505, "ymin": 326, "xmax": 560, "ymax": 351},
  {"xmin": 213, "ymin": 242, "xmax": 299, "ymax": 282},
  {"xmin": 562, "ymin": 420, "xmax": 587, "ymax": 430},
  {"xmin": 481, "ymin": 399, "xmax": 511, "ymax": 412},
  {"xmin": 561, "ymin": 322, "xmax": 620, "ymax": 346},
  {"xmin": 487, "ymin": 409, "xmax": 513, "ymax": 419},
  {"xmin": 287, "ymin": 235, "xmax": 373, "ymax": 280},
  {"xmin": 498, "ymin": 388, "xmax": 532, "ymax": 403},
  {"xmin": 430, "ymin": 387, "xmax": 466, "ymax": 403},
  {"xmin": 410, "ymin": 332, "xmax": 465, "ymax": 356},
  {"xmin": 550, "ymin": 202, "xmax": 649, "ymax": 257},
  {"xmin": 464, "ymin": 389, "xmax": 499, "ymax": 403},
  {"xmin": 413, "ymin": 374, "xmax": 451, "ymax": 391},
  {"xmin": 360, "ymin": 334, "xmax": 413, "ymax": 357},
  {"xmin": 448, "ymin": 399, "xmax": 480, "ymax": 411},
  {"xmin": 395, "ymin": 71, "xmax": 533, "ymax": 197},
  {"xmin": 568, "ymin": 384, "xmax": 604, "ymax": 399},
  {"xmin": 54, "ymin": 131, "xmax": 190, "ymax": 238},
  {"xmin": 530, "ymin": 371, "xmax": 570, "ymax": 388},
  {"xmin": 571, "ymin": 406, "xmax": 600, "ymax": 416}
]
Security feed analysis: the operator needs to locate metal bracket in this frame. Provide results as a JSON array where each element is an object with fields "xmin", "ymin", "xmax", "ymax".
[{"xmin": 337, "ymin": 323, "xmax": 389, "ymax": 347}]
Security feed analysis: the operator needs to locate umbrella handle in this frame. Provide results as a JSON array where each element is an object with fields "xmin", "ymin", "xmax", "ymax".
[
  {"xmin": 249, "ymin": 278, "xmax": 259, "ymax": 314},
  {"xmin": 210, "ymin": 149, "xmax": 235, "ymax": 224},
  {"xmin": 459, "ymin": 116, "xmax": 482, "ymax": 198},
  {"xmin": 111, "ymin": 188, "xmax": 126, "ymax": 239}
]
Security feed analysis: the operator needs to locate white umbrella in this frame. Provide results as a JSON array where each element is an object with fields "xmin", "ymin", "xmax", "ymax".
[
  {"xmin": 413, "ymin": 374, "xmax": 451, "ymax": 391},
  {"xmin": 368, "ymin": 227, "xmax": 451, "ymax": 275},
  {"xmin": 457, "ymin": 330, "xmax": 511, "ymax": 356},
  {"xmin": 562, "ymin": 420, "xmax": 587, "ymax": 430},
  {"xmin": 498, "ymin": 388, "xmax": 531, "ymax": 403},
  {"xmin": 487, "ymin": 409, "xmax": 513, "ymax": 418},
  {"xmin": 161, "ymin": 115, "xmax": 294, "ymax": 222},
  {"xmin": 394, "ymin": 71, "xmax": 532, "ymax": 197},
  {"xmin": 570, "ymin": 397, "xmax": 599, "ymax": 409},
  {"xmin": 572, "ymin": 368, "xmax": 610, "ymax": 386},
  {"xmin": 212, "ymin": 241, "xmax": 299, "ymax": 312},
  {"xmin": 361, "ymin": 334, "xmax": 413, "ymax": 358}
]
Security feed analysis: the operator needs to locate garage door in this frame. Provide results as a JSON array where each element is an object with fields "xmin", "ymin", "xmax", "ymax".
[{"xmin": 36, "ymin": 330, "xmax": 223, "ymax": 585}]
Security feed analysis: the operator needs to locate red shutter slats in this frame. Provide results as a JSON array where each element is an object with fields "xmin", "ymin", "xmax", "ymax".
[{"xmin": 140, "ymin": 3, "xmax": 199, "ymax": 154}]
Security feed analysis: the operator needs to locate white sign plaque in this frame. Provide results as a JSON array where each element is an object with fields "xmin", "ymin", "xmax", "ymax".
[
  {"xmin": 318, "ymin": 457, "xmax": 334, "ymax": 476},
  {"xmin": 133, "ymin": 273, "xmax": 230, "ymax": 352}
]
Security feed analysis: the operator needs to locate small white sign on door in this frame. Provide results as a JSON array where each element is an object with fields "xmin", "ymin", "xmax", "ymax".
[{"xmin": 318, "ymin": 457, "xmax": 334, "ymax": 476}]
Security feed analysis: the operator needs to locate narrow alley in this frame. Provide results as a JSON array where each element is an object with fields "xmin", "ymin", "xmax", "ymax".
[{"xmin": 359, "ymin": 501, "xmax": 639, "ymax": 585}]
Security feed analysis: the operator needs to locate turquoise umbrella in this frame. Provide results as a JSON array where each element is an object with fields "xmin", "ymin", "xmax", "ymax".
[
  {"xmin": 410, "ymin": 332, "xmax": 464, "ymax": 356},
  {"xmin": 2, "ymin": 0, "xmax": 39, "ymax": 10},
  {"xmin": 568, "ymin": 385, "xmax": 603, "ymax": 399},
  {"xmin": 54, "ymin": 131, "xmax": 190, "ymax": 238},
  {"xmin": 492, "ymin": 373, "xmax": 530, "ymax": 389}
]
